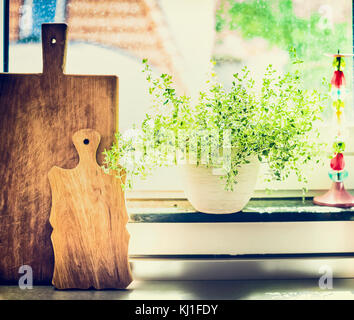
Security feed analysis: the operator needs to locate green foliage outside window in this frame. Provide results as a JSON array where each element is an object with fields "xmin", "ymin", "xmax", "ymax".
[
  {"xmin": 216, "ymin": 0, "xmax": 349, "ymax": 57},
  {"xmin": 216, "ymin": 0, "xmax": 352, "ymax": 120}
]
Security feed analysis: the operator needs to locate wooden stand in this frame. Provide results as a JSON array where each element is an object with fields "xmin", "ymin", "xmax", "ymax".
[{"xmin": 313, "ymin": 182, "xmax": 354, "ymax": 208}]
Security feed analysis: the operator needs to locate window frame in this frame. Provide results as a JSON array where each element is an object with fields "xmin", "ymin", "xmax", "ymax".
[{"xmin": 2, "ymin": 0, "xmax": 8, "ymax": 72}]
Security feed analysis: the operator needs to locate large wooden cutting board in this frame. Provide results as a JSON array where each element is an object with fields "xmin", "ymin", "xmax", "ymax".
[
  {"xmin": 49, "ymin": 129, "xmax": 132, "ymax": 289},
  {"xmin": 0, "ymin": 24, "xmax": 118, "ymax": 283}
]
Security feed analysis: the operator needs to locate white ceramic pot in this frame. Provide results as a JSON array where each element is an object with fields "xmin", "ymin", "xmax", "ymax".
[{"xmin": 179, "ymin": 157, "xmax": 260, "ymax": 214}]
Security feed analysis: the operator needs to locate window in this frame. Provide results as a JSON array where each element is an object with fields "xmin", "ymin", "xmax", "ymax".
[{"xmin": 6, "ymin": 0, "xmax": 354, "ymax": 198}]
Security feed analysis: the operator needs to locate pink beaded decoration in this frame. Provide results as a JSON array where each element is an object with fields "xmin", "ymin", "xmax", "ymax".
[{"xmin": 313, "ymin": 51, "xmax": 354, "ymax": 208}]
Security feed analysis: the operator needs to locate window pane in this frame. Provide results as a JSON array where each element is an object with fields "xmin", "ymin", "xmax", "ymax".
[
  {"xmin": 215, "ymin": 0, "xmax": 353, "ymax": 122},
  {"xmin": 8, "ymin": 0, "xmax": 354, "ymax": 193}
]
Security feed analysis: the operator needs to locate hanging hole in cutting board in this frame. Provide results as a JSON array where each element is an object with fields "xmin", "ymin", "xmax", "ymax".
[
  {"xmin": 51, "ymin": 38, "xmax": 56, "ymax": 44},
  {"xmin": 83, "ymin": 139, "xmax": 90, "ymax": 145}
]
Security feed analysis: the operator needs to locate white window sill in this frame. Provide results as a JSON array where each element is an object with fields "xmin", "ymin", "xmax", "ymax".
[
  {"xmin": 130, "ymin": 255, "xmax": 354, "ymax": 280},
  {"xmin": 126, "ymin": 198, "xmax": 354, "ymax": 280}
]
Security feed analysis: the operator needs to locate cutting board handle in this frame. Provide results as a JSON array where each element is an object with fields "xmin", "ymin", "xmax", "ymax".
[
  {"xmin": 72, "ymin": 129, "xmax": 101, "ymax": 165},
  {"xmin": 42, "ymin": 23, "xmax": 68, "ymax": 75}
]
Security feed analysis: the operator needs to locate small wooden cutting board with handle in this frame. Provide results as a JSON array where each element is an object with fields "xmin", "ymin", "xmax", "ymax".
[
  {"xmin": 48, "ymin": 129, "xmax": 132, "ymax": 289},
  {"xmin": 0, "ymin": 23, "xmax": 118, "ymax": 283}
]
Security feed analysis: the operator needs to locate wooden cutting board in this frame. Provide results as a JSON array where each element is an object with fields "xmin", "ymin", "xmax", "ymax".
[
  {"xmin": 0, "ymin": 24, "xmax": 118, "ymax": 283},
  {"xmin": 49, "ymin": 129, "xmax": 132, "ymax": 289}
]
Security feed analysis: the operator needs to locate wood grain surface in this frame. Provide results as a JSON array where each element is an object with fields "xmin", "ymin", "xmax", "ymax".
[
  {"xmin": 0, "ymin": 24, "xmax": 118, "ymax": 283},
  {"xmin": 49, "ymin": 129, "xmax": 132, "ymax": 289}
]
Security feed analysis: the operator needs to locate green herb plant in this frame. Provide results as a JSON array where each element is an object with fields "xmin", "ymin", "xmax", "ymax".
[{"xmin": 104, "ymin": 57, "xmax": 327, "ymax": 191}]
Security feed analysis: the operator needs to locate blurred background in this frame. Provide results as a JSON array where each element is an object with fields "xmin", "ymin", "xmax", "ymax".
[{"xmin": 8, "ymin": 0, "xmax": 354, "ymax": 194}]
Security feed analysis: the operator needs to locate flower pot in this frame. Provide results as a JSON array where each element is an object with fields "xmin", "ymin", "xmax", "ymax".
[{"xmin": 179, "ymin": 157, "xmax": 260, "ymax": 214}]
